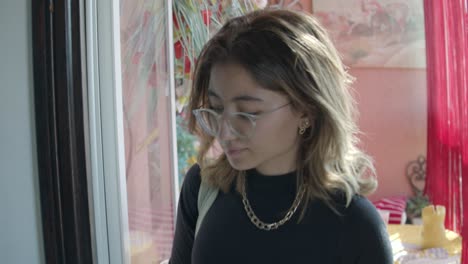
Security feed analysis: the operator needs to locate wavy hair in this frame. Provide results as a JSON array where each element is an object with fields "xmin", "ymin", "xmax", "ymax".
[{"xmin": 187, "ymin": 9, "xmax": 377, "ymax": 217}]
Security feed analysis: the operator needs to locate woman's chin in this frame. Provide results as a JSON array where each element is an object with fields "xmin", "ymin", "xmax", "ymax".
[{"xmin": 226, "ymin": 155, "xmax": 255, "ymax": 171}]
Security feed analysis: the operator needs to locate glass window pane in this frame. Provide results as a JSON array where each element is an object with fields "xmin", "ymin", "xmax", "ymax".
[{"xmin": 119, "ymin": 1, "xmax": 175, "ymax": 263}]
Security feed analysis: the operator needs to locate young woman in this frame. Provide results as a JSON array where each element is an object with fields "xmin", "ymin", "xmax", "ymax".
[{"xmin": 169, "ymin": 9, "xmax": 393, "ymax": 264}]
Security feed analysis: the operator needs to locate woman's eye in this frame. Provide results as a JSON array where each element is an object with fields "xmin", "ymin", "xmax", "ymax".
[
  {"xmin": 209, "ymin": 106, "xmax": 223, "ymax": 113},
  {"xmin": 240, "ymin": 110, "xmax": 260, "ymax": 115}
]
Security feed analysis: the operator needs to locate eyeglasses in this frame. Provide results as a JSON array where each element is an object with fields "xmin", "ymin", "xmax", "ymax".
[{"xmin": 192, "ymin": 102, "xmax": 291, "ymax": 139}]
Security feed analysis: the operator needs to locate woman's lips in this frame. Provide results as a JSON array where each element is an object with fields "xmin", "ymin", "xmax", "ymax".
[{"xmin": 226, "ymin": 148, "xmax": 246, "ymax": 157}]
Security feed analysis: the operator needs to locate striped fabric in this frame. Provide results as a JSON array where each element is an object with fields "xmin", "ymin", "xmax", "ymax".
[
  {"xmin": 372, "ymin": 196, "xmax": 408, "ymax": 224},
  {"xmin": 128, "ymin": 206, "xmax": 175, "ymax": 261}
]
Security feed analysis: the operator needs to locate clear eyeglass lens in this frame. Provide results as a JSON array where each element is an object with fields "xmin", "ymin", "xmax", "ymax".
[
  {"xmin": 229, "ymin": 114, "xmax": 254, "ymax": 138},
  {"xmin": 197, "ymin": 110, "xmax": 219, "ymax": 137},
  {"xmin": 196, "ymin": 110, "xmax": 254, "ymax": 138}
]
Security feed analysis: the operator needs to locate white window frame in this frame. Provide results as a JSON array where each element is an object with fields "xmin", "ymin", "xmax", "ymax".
[{"xmin": 84, "ymin": 0, "xmax": 179, "ymax": 263}]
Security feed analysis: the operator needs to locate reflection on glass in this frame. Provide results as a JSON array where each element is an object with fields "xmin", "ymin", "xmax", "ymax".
[
  {"xmin": 120, "ymin": 0, "xmax": 174, "ymax": 262},
  {"xmin": 173, "ymin": 0, "xmax": 262, "ymax": 184},
  {"xmin": 118, "ymin": 1, "xmax": 301, "ymax": 263}
]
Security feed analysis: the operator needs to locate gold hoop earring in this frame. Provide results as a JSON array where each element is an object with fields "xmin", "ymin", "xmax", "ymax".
[
  {"xmin": 299, "ymin": 126, "xmax": 306, "ymax": 135},
  {"xmin": 299, "ymin": 120, "xmax": 309, "ymax": 135}
]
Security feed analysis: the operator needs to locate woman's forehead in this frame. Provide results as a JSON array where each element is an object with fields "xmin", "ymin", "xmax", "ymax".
[{"xmin": 208, "ymin": 63, "xmax": 284, "ymax": 103}]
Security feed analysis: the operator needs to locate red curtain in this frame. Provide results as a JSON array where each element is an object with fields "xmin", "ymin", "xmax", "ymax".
[{"xmin": 424, "ymin": 0, "xmax": 468, "ymax": 262}]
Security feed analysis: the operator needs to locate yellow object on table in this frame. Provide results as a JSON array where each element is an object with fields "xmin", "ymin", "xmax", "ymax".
[
  {"xmin": 388, "ymin": 224, "xmax": 462, "ymax": 263},
  {"xmin": 421, "ymin": 205, "xmax": 448, "ymax": 248}
]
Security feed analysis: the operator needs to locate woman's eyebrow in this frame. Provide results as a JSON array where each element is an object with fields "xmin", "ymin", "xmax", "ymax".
[{"xmin": 208, "ymin": 89, "xmax": 264, "ymax": 102}]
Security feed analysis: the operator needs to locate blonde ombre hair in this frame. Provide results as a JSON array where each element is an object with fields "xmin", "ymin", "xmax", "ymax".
[{"xmin": 187, "ymin": 9, "xmax": 377, "ymax": 216}]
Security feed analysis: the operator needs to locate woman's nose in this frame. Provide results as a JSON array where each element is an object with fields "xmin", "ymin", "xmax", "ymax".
[{"xmin": 217, "ymin": 117, "xmax": 237, "ymax": 142}]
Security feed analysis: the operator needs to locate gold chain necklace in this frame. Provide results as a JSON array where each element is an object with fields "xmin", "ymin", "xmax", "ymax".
[{"xmin": 241, "ymin": 181, "xmax": 306, "ymax": 231}]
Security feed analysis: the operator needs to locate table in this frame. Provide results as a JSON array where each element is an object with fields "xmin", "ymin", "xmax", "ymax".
[{"xmin": 388, "ymin": 224, "xmax": 462, "ymax": 264}]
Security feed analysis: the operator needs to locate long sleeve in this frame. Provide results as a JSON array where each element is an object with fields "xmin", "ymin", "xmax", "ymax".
[{"xmin": 169, "ymin": 164, "xmax": 201, "ymax": 264}]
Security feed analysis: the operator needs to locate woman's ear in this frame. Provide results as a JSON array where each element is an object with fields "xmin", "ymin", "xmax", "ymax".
[
  {"xmin": 298, "ymin": 117, "xmax": 311, "ymax": 135},
  {"xmin": 300, "ymin": 111, "xmax": 314, "ymax": 127},
  {"xmin": 294, "ymin": 105, "xmax": 314, "ymax": 130},
  {"xmin": 300, "ymin": 118, "xmax": 310, "ymax": 129}
]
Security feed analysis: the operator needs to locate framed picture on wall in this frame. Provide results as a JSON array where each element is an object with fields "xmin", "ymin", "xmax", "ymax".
[{"xmin": 311, "ymin": 0, "xmax": 426, "ymax": 68}]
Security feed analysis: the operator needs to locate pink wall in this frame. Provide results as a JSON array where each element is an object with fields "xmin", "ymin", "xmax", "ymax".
[
  {"xmin": 299, "ymin": 0, "xmax": 428, "ymax": 201},
  {"xmin": 351, "ymin": 68, "xmax": 427, "ymax": 201}
]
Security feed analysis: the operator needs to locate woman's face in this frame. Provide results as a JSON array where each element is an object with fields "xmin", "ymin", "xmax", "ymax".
[{"xmin": 207, "ymin": 63, "xmax": 306, "ymax": 175}]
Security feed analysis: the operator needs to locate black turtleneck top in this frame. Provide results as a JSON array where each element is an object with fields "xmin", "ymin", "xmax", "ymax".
[{"xmin": 169, "ymin": 164, "xmax": 393, "ymax": 264}]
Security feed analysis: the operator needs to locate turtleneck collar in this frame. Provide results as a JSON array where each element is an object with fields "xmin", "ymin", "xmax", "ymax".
[
  {"xmin": 246, "ymin": 168, "xmax": 296, "ymax": 178},
  {"xmin": 245, "ymin": 168, "xmax": 298, "ymax": 193}
]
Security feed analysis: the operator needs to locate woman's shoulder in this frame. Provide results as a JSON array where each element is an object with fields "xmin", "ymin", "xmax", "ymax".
[
  {"xmin": 180, "ymin": 163, "xmax": 202, "ymax": 197},
  {"xmin": 328, "ymin": 191, "xmax": 382, "ymax": 223},
  {"xmin": 338, "ymin": 195, "xmax": 393, "ymax": 262},
  {"xmin": 184, "ymin": 163, "xmax": 202, "ymax": 183},
  {"xmin": 339, "ymin": 194, "xmax": 389, "ymax": 243},
  {"xmin": 344, "ymin": 195, "xmax": 383, "ymax": 224},
  {"xmin": 326, "ymin": 191, "xmax": 386, "ymax": 234}
]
